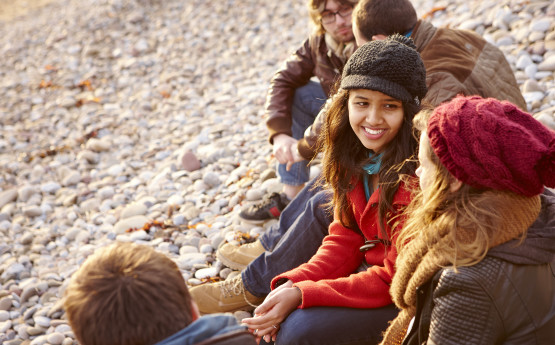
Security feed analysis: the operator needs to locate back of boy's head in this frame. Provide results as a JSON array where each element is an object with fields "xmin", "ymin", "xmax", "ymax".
[
  {"xmin": 64, "ymin": 242, "xmax": 195, "ymax": 345},
  {"xmin": 354, "ymin": 0, "xmax": 417, "ymax": 40}
]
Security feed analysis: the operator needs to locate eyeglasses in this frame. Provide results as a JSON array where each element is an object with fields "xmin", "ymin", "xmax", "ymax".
[{"xmin": 320, "ymin": 6, "xmax": 353, "ymax": 25}]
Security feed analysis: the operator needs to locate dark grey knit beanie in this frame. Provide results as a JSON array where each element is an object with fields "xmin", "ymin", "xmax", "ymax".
[{"xmin": 340, "ymin": 34, "xmax": 427, "ymax": 105}]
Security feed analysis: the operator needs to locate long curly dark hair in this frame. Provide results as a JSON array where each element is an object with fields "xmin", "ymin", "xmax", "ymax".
[{"xmin": 320, "ymin": 89, "xmax": 419, "ymax": 239}]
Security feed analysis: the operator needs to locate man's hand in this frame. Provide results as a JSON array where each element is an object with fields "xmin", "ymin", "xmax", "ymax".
[
  {"xmin": 273, "ymin": 134, "xmax": 305, "ymax": 171},
  {"xmin": 242, "ymin": 280, "xmax": 301, "ymax": 343}
]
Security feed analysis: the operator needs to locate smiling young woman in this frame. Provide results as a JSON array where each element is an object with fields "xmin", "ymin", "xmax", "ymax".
[
  {"xmin": 242, "ymin": 34, "xmax": 428, "ymax": 345},
  {"xmin": 348, "ymin": 89, "xmax": 404, "ymax": 153}
]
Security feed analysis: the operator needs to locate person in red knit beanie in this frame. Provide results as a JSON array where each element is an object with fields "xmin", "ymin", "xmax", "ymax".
[
  {"xmin": 426, "ymin": 95, "xmax": 554, "ymax": 197},
  {"xmin": 381, "ymin": 95, "xmax": 555, "ymax": 345}
]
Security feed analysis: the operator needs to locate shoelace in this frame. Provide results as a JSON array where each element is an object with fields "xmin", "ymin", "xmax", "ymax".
[
  {"xmin": 220, "ymin": 277, "xmax": 244, "ymax": 298},
  {"xmin": 243, "ymin": 241, "xmax": 260, "ymax": 250},
  {"xmin": 220, "ymin": 276, "xmax": 260, "ymax": 308}
]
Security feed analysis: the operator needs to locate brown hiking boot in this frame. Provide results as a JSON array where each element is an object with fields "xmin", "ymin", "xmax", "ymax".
[
  {"xmin": 189, "ymin": 275, "xmax": 265, "ymax": 314},
  {"xmin": 217, "ymin": 239, "xmax": 265, "ymax": 270}
]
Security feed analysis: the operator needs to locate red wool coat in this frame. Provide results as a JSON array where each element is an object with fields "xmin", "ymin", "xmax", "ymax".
[{"xmin": 271, "ymin": 181, "xmax": 412, "ymax": 309}]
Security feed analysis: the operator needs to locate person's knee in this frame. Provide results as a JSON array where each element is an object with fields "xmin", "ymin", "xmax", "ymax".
[
  {"xmin": 276, "ymin": 311, "xmax": 321, "ymax": 344},
  {"xmin": 292, "ymin": 82, "xmax": 326, "ymax": 122},
  {"xmin": 309, "ymin": 190, "xmax": 333, "ymax": 224}
]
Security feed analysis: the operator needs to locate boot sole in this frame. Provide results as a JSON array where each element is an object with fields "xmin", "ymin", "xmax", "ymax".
[
  {"xmin": 216, "ymin": 250, "xmax": 249, "ymax": 271},
  {"xmin": 237, "ymin": 214, "xmax": 270, "ymax": 225}
]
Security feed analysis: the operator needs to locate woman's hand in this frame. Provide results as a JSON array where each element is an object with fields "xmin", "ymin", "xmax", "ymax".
[{"xmin": 242, "ymin": 280, "xmax": 302, "ymax": 343}]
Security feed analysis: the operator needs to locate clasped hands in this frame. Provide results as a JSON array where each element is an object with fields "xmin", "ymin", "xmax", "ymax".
[{"xmin": 242, "ymin": 280, "xmax": 302, "ymax": 344}]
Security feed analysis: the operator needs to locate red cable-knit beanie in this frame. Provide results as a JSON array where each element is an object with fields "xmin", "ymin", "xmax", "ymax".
[{"xmin": 428, "ymin": 95, "xmax": 555, "ymax": 196}]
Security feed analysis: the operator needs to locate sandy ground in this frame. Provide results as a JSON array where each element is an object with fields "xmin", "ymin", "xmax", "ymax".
[{"xmin": 0, "ymin": 0, "xmax": 56, "ymax": 22}]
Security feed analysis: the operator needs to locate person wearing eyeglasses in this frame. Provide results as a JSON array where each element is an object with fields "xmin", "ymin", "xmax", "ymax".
[{"xmin": 235, "ymin": 0, "xmax": 358, "ymax": 225}]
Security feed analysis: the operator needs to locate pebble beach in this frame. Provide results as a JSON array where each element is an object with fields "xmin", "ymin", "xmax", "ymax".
[{"xmin": 0, "ymin": 0, "xmax": 554, "ymax": 343}]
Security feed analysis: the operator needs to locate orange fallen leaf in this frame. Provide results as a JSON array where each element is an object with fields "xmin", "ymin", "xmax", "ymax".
[
  {"xmin": 39, "ymin": 80, "xmax": 53, "ymax": 88},
  {"xmin": 422, "ymin": 6, "xmax": 447, "ymax": 19},
  {"xmin": 78, "ymin": 79, "xmax": 93, "ymax": 91}
]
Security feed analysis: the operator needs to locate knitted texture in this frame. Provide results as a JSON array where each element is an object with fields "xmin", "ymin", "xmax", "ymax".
[
  {"xmin": 380, "ymin": 192, "xmax": 541, "ymax": 345},
  {"xmin": 340, "ymin": 34, "xmax": 427, "ymax": 105},
  {"xmin": 428, "ymin": 95, "xmax": 555, "ymax": 196}
]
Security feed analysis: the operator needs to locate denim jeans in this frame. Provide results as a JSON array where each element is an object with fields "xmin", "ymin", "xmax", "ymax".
[
  {"xmin": 260, "ymin": 304, "xmax": 399, "ymax": 345},
  {"xmin": 277, "ymin": 81, "xmax": 327, "ymax": 186},
  {"xmin": 242, "ymin": 177, "xmax": 332, "ymax": 297}
]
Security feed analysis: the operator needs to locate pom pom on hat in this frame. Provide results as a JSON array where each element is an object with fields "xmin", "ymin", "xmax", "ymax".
[{"xmin": 427, "ymin": 95, "xmax": 555, "ymax": 196}]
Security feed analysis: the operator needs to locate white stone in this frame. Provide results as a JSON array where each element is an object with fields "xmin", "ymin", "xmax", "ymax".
[
  {"xmin": 54, "ymin": 324, "xmax": 72, "ymax": 333},
  {"xmin": 496, "ymin": 35, "xmax": 515, "ymax": 46},
  {"xmin": 46, "ymin": 332, "xmax": 65, "ymax": 345},
  {"xmin": 98, "ymin": 186, "xmax": 115, "ymax": 200},
  {"xmin": 23, "ymin": 206, "xmax": 43, "ymax": 217},
  {"xmin": 522, "ymin": 79, "xmax": 546, "ymax": 93},
  {"xmin": 130, "ymin": 230, "xmax": 150, "ymax": 241},
  {"xmin": 458, "ymin": 19, "xmax": 482, "ymax": 31},
  {"xmin": 113, "ymin": 215, "xmax": 149, "ymax": 234},
  {"xmin": 33, "ymin": 316, "xmax": 51, "ymax": 328},
  {"xmin": 525, "ymin": 64, "xmax": 538, "ymax": 79},
  {"xmin": 535, "ymin": 113, "xmax": 555, "ymax": 130},
  {"xmin": 516, "ymin": 54, "xmax": 533, "ymax": 70},
  {"xmin": 179, "ymin": 245, "xmax": 199, "ymax": 255},
  {"xmin": 80, "ymin": 198, "xmax": 100, "ymax": 212},
  {"xmin": 199, "ymin": 244, "xmax": 213, "ymax": 254},
  {"xmin": 75, "ymin": 230, "xmax": 91, "ymax": 243},
  {"xmin": 120, "ymin": 203, "xmax": 148, "ymax": 219},
  {"xmin": 77, "ymin": 150, "xmax": 99, "ymax": 163},
  {"xmin": 172, "ymin": 214, "xmax": 187, "ymax": 226},
  {"xmin": 40, "ymin": 182, "xmax": 61, "ymax": 194},
  {"xmin": 30, "ymin": 335, "xmax": 47, "ymax": 345},
  {"xmin": 524, "ymin": 91, "xmax": 545, "ymax": 103},
  {"xmin": 175, "ymin": 253, "xmax": 207, "ymax": 270},
  {"xmin": 62, "ymin": 171, "xmax": 81, "ymax": 186},
  {"xmin": 194, "ymin": 266, "xmax": 219, "ymax": 279},
  {"xmin": 530, "ymin": 18, "xmax": 551, "ymax": 32},
  {"xmin": 538, "ymin": 55, "xmax": 555, "ymax": 71},
  {"xmin": 86, "ymin": 138, "xmax": 111, "ymax": 152},
  {"xmin": 245, "ymin": 188, "xmax": 263, "ymax": 201},
  {"xmin": 203, "ymin": 172, "xmax": 221, "ymax": 188},
  {"xmin": 17, "ymin": 185, "xmax": 36, "ymax": 203},
  {"xmin": 0, "ymin": 310, "xmax": 9, "ymax": 322},
  {"xmin": 167, "ymin": 194, "xmax": 185, "ymax": 205},
  {"xmin": 0, "ymin": 319, "xmax": 12, "ymax": 334},
  {"xmin": 107, "ymin": 164, "xmax": 124, "ymax": 176}
]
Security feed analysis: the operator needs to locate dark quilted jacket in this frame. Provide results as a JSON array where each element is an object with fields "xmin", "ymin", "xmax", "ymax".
[{"xmin": 403, "ymin": 190, "xmax": 555, "ymax": 345}]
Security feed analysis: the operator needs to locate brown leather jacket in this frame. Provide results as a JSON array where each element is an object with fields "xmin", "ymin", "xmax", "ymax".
[
  {"xmin": 298, "ymin": 19, "xmax": 527, "ymax": 160},
  {"xmin": 265, "ymin": 33, "xmax": 346, "ymax": 144}
]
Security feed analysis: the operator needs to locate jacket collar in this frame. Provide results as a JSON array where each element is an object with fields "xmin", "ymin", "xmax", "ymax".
[
  {"xmin": 155, "ymin": 314, "xmax": 245, "ymax": 345},
  {"xmin": 411, "ymin": 20, "xmax": 436, "ymax": 53},
  {"xmin": 350, "ymin": 179, "xmax": 413, "ymax": 227}
]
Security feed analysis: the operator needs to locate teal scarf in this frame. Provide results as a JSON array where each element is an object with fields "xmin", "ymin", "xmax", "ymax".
[{"xmin": 362, "ymin": 153, "xmax": 383, "ymax": 201}]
